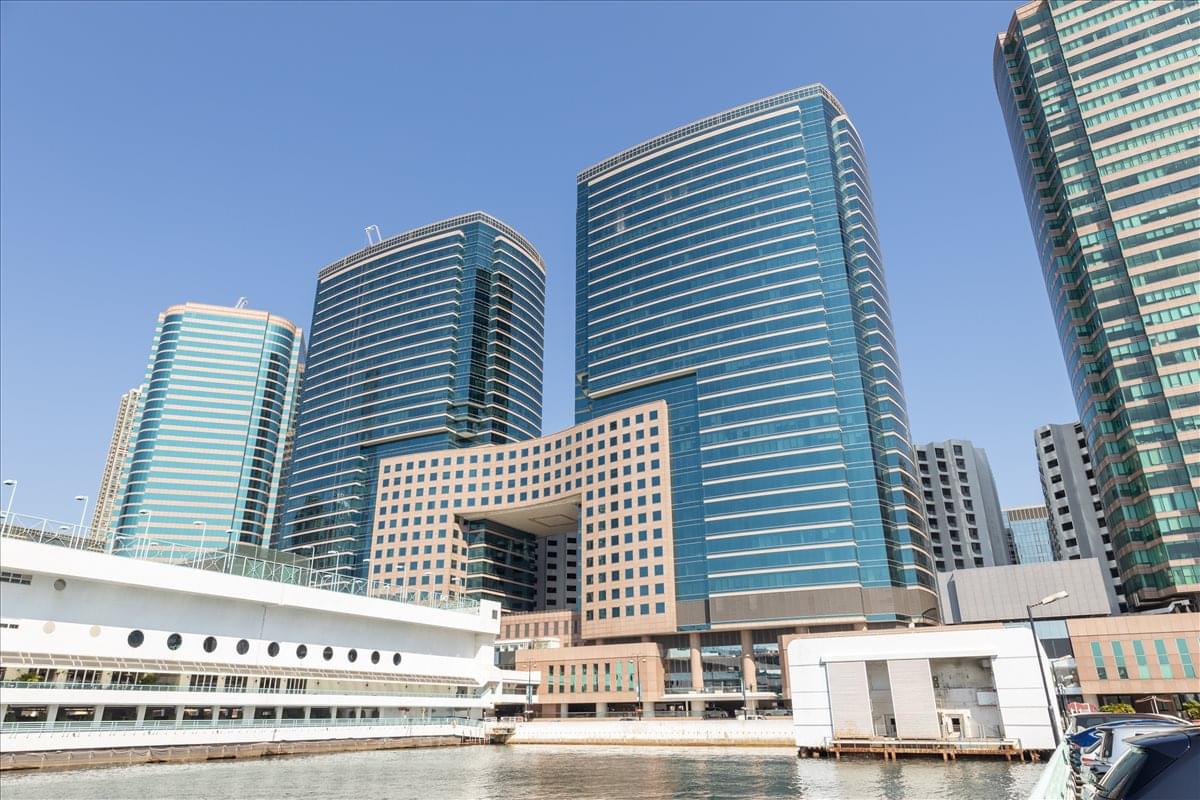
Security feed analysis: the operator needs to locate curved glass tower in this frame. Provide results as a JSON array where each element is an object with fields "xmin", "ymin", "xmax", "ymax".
[
  {"xmin": 280, "ymin": 212, "xmax": 546, "ymax": 574},
  {"xmin": 114, "ymin": 303, "xmax": 302, "ymax": 554},
  {"xmin": 575, "ymin": 85, "xmax": 937, "ymax": 629},
  {"xmin": 995, "ymin": 1, "xmax": 1199, "ymax": 608}
]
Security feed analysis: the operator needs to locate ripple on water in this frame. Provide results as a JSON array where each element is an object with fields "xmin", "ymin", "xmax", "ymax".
[{"xmin": 0, "ymin": 745, "xmax": 1044, "ymax": 800}]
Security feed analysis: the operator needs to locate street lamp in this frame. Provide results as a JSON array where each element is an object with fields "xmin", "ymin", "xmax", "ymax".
[
  {"xmin": 524, "ymin": 648, "xmax": 534, "ymax": 719},
  {"xmin": 137, "ymin": 510, "xmax": 153, "ymax": 558},
  {"xmin": 74, "ymin": 495, "xmax": 89, "ymax": 546},
  {"xmin": 192, "ymin": 520, "xmax": 208, "ymax": 558},
  {"xmin": 1, "ymin": 479, "xmax": 16, "ymax": 537},
  {"xmin": 1028, "ymin": 589, "xmax": 1069, "ymax": 746}
]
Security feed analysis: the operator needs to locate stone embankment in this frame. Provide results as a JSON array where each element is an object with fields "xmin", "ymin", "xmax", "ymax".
[{"xmin": 1, "ymin": 735, "xmax": 473, "ymax": 772}]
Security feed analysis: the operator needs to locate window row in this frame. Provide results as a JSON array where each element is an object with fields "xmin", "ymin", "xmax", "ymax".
[{"xmin": 125, "ymin": 630, "xmax": 403, "ymax": 667}]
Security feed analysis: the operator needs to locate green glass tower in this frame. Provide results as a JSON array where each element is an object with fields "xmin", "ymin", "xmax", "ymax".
[
  {"xmin": 114, "ymin": 303, "xmax": 303, "ymax": 554},
  {"xmin": 995, "ymin": 0, "xmax": 1199, "ymax": 608}
]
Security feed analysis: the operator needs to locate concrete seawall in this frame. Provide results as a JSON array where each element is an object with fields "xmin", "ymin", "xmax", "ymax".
[
  {"xmin": 507, "ymin": 719, "xmax": 794, "ymax": 746},
  {"xmin": 1, "ymin": 735, "xmax": 475, "ymax": 772}
]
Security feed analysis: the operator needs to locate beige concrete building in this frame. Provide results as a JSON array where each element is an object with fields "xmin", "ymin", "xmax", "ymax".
[
  {"xmin": 1068, "ymin": 613, "xmax": 1200, "ymax": 714},
  {"xmin": 369, "ymin": 400, "xmax": 678, "ymax": 638},
  {"xmin": 91, "ymin": 387, "xmax": 141, "ymax": 538},
  {"xmin": 372, "ymin": 398, "xmax": 940, "ymax": 717},
  {"xmin": 498, "ymin": 609, "xmax": 581, "ymax": 646}
]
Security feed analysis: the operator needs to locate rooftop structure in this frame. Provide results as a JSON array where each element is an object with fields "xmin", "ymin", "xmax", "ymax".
[{"xmin": 937, "ymin": 559, "xmax": 1118, "ymax": 623}]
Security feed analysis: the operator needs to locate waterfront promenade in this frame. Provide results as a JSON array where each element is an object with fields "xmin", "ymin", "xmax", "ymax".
[{"xmin": 505, "ymin": 718, "xmax": 794, "ymax": 746}]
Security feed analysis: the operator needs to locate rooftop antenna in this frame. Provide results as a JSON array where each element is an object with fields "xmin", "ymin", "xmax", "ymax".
[
  {"xmin": 365, "ymin": 225, "xmax": 382, "ymax": 245},
  {"xmin": 234, "ymin": 297, "xmax": 248, "ymax": 309}
]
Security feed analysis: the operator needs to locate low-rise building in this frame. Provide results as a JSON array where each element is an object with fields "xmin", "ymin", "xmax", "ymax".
[
  {"xmin": 786, "ymin": 625, "xmax": 1060, "ymax": 752},
  {"xmin": 1067, "ymin": 612, "xmax": 1199, "ymax": 715},
  {"xmin": 935, "ymin": 559, "xmax": 1118, "ymax": 713}
]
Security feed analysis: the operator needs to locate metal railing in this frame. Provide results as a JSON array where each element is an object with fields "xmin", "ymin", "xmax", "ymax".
[
  {"xmin": 0, "ymin": 715, "xmax": 485, "ymax": 736},
  {"xmin": 1, "ymin": 513, "xmax": 480, "ymax": 614},
  {"xmin": 0, "ymin": 681, "xmax": 484, "ymax": 699},
  {"xmin": 825, "ymin": 736, "xmax": 1024, "ymax": 751},
  {"xmin": 663, "ymin": 681, "xmax": 757, "ymax": 694}
]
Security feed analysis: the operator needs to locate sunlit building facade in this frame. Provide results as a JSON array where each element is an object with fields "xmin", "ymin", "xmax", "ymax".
[
  {"xmin": 574, "ymin": 85, "xmax": 937, "ymax": 631},
  {"xmin": 114, "ymin": 303, "xmax": 302, "ymax": 553},
  {"xmin": 1003, "ymin": 504, "xmax": 1055, "ymax": 565},
  {"xmin": 915, "ymin": 439, "xmax": 1013, "ymax": 571},
  {"xmin": 279, "ymin": 213, "xmax": 546, "ymax": 575},
  {"xmin": 995, "ymin": 1, "xmax": 1200, "ymax": 608},
  {"xmin": 92, "ymin": 386, "xmax": 141, "ymax": 536}
]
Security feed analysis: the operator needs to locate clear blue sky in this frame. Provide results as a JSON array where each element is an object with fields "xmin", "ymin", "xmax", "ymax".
[{"xmin": 0, "ymin": 0, "xmax": 1078, "ymax": 524}]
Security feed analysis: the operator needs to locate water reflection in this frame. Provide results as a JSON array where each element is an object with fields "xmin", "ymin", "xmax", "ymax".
[{"xmin": 2, "ymin": 744, "xmax": 1042, "ymax": 800}]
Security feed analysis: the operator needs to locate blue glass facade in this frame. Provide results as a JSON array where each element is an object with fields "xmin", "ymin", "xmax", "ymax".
[
  {"xmin": 995, "ymin": 1, "xmax": 1200, "ymax": 607},
  {"xmin": 114, "ymin": 304, "xmax": 302, "ymax": 554},
  {"xmin": 279, "ymin": 213, "xmax": 545, "ymax": 575},
  {"xmin": 1003, "ymin": 505, "xmax": 1056, "ymax": 564},
  {"xmin": 575, "ymin": 86, "xmax": 937, "ymax": 628}
]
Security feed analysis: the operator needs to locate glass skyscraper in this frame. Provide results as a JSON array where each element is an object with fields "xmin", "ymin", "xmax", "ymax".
[
  {"xmin": 575, "ymin": 85, "xmax": 937, "ymax": 629},
  {"xmin": 996, "ymin": 1, "xmax": 1199, "ymax": 608},
  {"xmin": 1003, "ymin": 505, "xmax": 1056, "ymax": 565},
  {"xmin": 279, "ymin": 212, "xmax": 545, "ymax": 575},
  {"xmin": 114, "ymin": 303, "xmax": 302, "ymax": 554}
]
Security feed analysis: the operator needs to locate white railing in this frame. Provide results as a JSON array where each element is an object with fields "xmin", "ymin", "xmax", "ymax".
[
  {"xmin": 1, "ymin": 513, "xmax": 480, "ymax": 614},
  {"xmin": 0, "ymin": 715, "xmax": 485, "ymax": 736},
  {"xmin": 0, "ymin": 681, "xmax": 484, "ymax": 699}
]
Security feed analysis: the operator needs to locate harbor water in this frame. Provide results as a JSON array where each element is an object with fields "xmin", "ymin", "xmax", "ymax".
[{"xmin": 2, "ymin": 744, "xmax": 1042, "ymax": 799}]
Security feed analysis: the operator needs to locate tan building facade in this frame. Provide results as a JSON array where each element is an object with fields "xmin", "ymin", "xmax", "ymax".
[
  {"xmin": 1068, "ymin": 613, "xmax": 1200, "ymax": 713},
  {"xmin": 515, "ymin": 642, "xmax": 666, "ymax": 716},
  {"xmin": 498, "ymin": 609, "xmax": 581, "ymax": 646},
  {"xmin": 91, "ymin": 387, "xmax": 141, "ymax": 538},
  {"xmin": 369, "ymin": 401, "xmax": 677, "ymax": 638}
]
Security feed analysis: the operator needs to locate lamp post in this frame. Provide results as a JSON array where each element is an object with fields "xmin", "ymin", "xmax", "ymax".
[
  {"xmin": 74, "ymin": 495, "xmax": 89, "ymax": 547},
  {"xmin": 634, "ymin": 657, "xmax": 646, "ymax": 719},
  {"xmin": 1027, "ymin": 589, "xmax": 1069, "ymax": 746},
  {"xmin": 137, "ymin": 510, "xmax": 153, "ymax": 558},
  {"xmin": 192, "ymin": 521, "xmax": 208, "ymax": 560},
  {"xmin": 1, "ymin": 479, "xmax": 16, "ymax": 537},
  {"xmin": 525, "ymin": 648, "xmax": 533, "ymax": 720}
]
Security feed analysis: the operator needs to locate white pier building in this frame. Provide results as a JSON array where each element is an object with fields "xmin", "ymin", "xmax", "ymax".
[{"xmin": 0, "ymin": 523, "xmax": 536, "ymax": 754}]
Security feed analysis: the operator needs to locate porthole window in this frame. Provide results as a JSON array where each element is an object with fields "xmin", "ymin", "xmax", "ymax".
[
  {"xmin": 167, "ymin": 633, "xmax": 182, "ymax": 650},
  {"xmin": 127, "ymin": 630, "xmax": 144, "ymax": 648},
  {"xmin": 236, "ymin": 639, "xmax": 250, "ymax": 655},
  {"xmin": 296, "ymin": 644, "xmax": 308, "ymax": 659},
  {"xmin": 267, "ymin": 642, "xmax": 280, "ymax": 657},
  {"xmin": 347, "ymin": 649, "xmax": 357, "ymax": 663},
  {"xmin": 371, "ymin": 651, "xmax": 380, "ymax": 664},
  {"xmin": 203, "ymin": 636, "xmax": 217, "ymax": 653},
  {"xmin": 393, "ymin": 653, "xmax": 402, "ymax": 666},
  {"xmin": 323, "ymin": 646, "xmax": 334, "ymax": 661}
]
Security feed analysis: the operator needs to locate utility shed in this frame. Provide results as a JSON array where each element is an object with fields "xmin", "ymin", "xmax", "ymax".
[{"xmin": 786, "ymin": 625, "xmax": 1060, "ymax": 751}]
